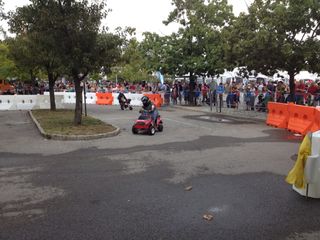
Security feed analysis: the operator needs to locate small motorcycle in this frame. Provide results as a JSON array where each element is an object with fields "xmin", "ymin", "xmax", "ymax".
[{"xmin": 119, "ymin": 98, "xmax": 133, "ymax": 110}]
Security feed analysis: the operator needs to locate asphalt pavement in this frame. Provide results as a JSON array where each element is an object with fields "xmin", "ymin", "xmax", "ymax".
[{"xmin": 0, "ymin": 105, "xmax": 319, "ymax": 240}]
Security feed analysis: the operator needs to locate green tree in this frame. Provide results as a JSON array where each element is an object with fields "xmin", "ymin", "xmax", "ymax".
[
  {"xmin": 106, "ymin": 27, "xmax": 151, "ymax": 83},
  {"xmin": 8, "ymin": 0, "xmax": 67, "ymax": 110},
  {"xmin": 228, "ymin": 0, "xmax": 320, "ymax": 100},
  {"xmin": 120, "ymin": 38, "xmax": 150, "ymax": 82},
  {"xmin": 164, "ymin": 0, "xmax": 234, "ymax": 104},
  {"xmin": 6, "ymin": 36, "xmax": 40, "ymax": 84},
  {"xmin": 0, "ymin": 0, "xmax": 5, "ymax": 37},
  {"xmin": 55, "ymin": 0, "xmax": 122, "ymax": 124},
  {"xmin": 0, "ymin": 42, "xmax": 17, "ymax": 79},
  {"xmin": 9, "ymin": 0, "xmax": 121, "ymax": 123},
  {"xmin": 139, "ymin": 32, "xmax": 168, "ymax": 75}
]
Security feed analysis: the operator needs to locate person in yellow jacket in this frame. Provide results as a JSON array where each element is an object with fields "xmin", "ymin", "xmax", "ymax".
[{"xmin": 286, "ymin": 133, "xmax": 312, "ymax": 189}]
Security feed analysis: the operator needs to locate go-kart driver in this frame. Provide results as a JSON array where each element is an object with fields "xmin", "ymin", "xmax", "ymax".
[{"xmin": 140, "ymin": 96, "xmax": 159, "ymax": 126}]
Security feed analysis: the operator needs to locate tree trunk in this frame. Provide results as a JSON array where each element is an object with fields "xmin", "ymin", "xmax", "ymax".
[
  {"xmin": 288, "ymin": 70, "xmax": 296, "ymax": 103},
  {"xmin": 30, "ymin": 70, "xmax": 35, "ymax": 88},
  {"xmin": 189, "ymin": 73, "xmax": 196, "ymax": 106},
  {"xmin": 48, "ymin": 72, "xmax": 56, "ymax": 111},
  {"xmin": 74, "ymin": 77, "xmax": 83, "ymax": 125}
]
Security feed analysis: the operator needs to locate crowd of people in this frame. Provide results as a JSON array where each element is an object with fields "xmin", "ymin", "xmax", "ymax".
[
  {"xmin": 161, "ymin": 78, "xmax": 320, "ymax": 111},
  {"xmin": 2, "ymin": 78, "xmax": 320, "ymax": 112}
]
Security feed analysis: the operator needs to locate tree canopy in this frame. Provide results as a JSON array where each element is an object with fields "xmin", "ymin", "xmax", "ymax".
[
  {"xmin": 2, "ymin": 0, "xmax": 320, "ymax": 108},
  {"xmin": 163, "ymin": 0, "xmax": 234, "ymax": 78},
  {"xmin": 9, "ymin": 0, "xmax": 122, "ymax": 123},
  {"xmin": 0, "ymin": 42, "xmax": 17, "ymax": 79},
  {"xmin": 226, "ymin": 0, "xmax": 320, "ymax": 99}
]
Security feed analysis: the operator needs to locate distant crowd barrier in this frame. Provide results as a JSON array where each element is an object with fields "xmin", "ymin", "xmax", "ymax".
[
  {"xmin": 143, "ymin": 93, "xmax": 163, "ymax": 108},
  {"xmin": 267, "ymin": 102, "xmax": 320, "ymax": 135},
  {"xmin": 0, "ymin": 94, "xmax": 64, "ymax": 110},
  {"xmin": 0, "ymin": 92, "xmax": 163, "ymax": 110},
  {"xmin": 96, "ymin": 93, "xmax": 113, "ymax": 105},
  {"xmin": 112, "ymin": 93, "xmax": 143, "ymax": 106}
]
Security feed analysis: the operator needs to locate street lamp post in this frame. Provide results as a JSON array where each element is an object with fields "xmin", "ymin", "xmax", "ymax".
[{"xmin": 83, "ymin": 79, "xmax": 87, "ymax": 116}]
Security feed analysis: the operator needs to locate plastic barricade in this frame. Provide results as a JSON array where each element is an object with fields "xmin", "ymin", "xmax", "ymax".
[
  {"xmin": 15, "ymin": 95, "xmax": 37, "ymax": 110},
  {"xmin": 144, "ymin": 93, "xmax": 163, "ymax": 108},
  {"xmin": 64, "ymin": 92, "xmax": 76, "ymax": 104},
  {"xmin": 311, "ymin": 107, "xmax": 320, "ymax": 133},
  {"xmin": 38, "ymin": 95, "xmax": 50, "ymax": 109},
  {"xmin": 292, "ymin": 130, "xmax": 320, "ymax": 198},
  {"xmin": 0, "ymin": 95, "xmax": 16, "ymax": 110},
  {"xmin": 38, "ymin": 95, "xmax": 64, "ymax": 109},
  {"xmin": 287, "ymin": 104, "xmax": 315, "ymax": 135},
  {"xmin": 156, "ymin": 94, "xmax": 164, "ymax": 107},
  {"xmin": 84, "ymin": 92, "xmax": 97, "ymax": 104},
  {"xmin": 96, "ymin": 92, "xmax": 113, "ymax": 105},
  {"xmin": 266, "ymin": 102, "xmax": 289, "ymax": 129},
  {"xmin": 126, "ymin": 93, "xmax": 143, "ymax": 106},
  {"xmin": 112, "ymin": 93, "xmax": 143, "ymax": 106}
]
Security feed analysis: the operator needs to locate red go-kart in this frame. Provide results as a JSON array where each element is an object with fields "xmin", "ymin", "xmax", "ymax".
[{"xmin": 132, "ymin": 110, "xmax": 163, "ymax": 135}]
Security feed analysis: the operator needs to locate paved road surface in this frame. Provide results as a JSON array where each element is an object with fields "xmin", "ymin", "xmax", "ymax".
[{"xmin": 0, "ymin": 105, "xmax": 319, "ymax": 240}]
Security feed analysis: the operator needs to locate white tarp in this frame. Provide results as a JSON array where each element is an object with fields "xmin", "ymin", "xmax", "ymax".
[{"xmin": 295, "ymin": 71, "xmax": 318, "ymax": 81}]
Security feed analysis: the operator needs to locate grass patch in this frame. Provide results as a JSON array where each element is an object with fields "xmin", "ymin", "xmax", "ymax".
[{"xmin": 31, "ymin": 109, "xmax": 116, "ymax": 135}]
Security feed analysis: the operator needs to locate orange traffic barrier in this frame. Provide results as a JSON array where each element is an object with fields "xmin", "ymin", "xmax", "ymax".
[
  {"xmin": 96, "ymin": 92, "xmax": 113, "ymax": 105},
  {"xmin": 154, "ymin": 94, "xmax": 163, "ymax": 107},
  {"xmin": 266, "ymin": 102, "xmax": 289, "ymax": 129},
  {"xmin": 311, "ymin": 108, "xmax": 320, "ymax": 132},
  {"xmin": 144, "ymin": 93, "xmax": 163, "ymax": 108},
  {"xmin": 287, "ymin": 104, "xmax": 315, "ymax": 135}
]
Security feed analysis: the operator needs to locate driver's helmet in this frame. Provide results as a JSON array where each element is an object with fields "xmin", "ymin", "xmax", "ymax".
[{"xmin": 141, "ymin": 96, "xmax": 149, "ymax": 106}]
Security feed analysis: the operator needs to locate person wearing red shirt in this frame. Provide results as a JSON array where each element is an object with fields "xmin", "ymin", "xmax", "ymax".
[
  {"xmin": 295, "ymin": 80, "xmax": 306, "ymax": 105},
  {"xmin": 201, "ymin": 83, "xmax": 209, "ymax": 104},
  {"xmin": 307, "ymin": 82, "xmax": 318, "ymax": 106}
]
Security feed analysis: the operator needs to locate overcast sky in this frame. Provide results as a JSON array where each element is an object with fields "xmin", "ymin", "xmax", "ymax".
[{"xmin": 2, "ymin": 0, "xmax": 254, "ymax": 39}]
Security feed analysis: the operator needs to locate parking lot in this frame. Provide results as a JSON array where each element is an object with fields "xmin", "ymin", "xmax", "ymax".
[{"xmin": 0, "ymin": 105, "xmax": 319, "ymax": 240}]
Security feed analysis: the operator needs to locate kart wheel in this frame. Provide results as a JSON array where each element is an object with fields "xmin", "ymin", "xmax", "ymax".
[
  {"xmin": 129, "ymin": 106, "xmax": 133, "ymax": 110},
  {"xmin": 132, "ymin": 127, "xmax": 138, "ymax": 134},
  {"xmin": 149, "ymin": 126, "xmax": 156, "ymax": 135},
  {"xmin": 158, "ymin": 124, "xmax": 163, "ymax": 132},
  {"xmin": 121, "ymin": 106, "xmax": 124, "ymax": 110}
]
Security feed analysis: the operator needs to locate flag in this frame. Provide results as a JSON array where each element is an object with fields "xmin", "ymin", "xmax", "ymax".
[{"xmin": 156, "ymin": 71, "xmax": 164, "ymax": 85}]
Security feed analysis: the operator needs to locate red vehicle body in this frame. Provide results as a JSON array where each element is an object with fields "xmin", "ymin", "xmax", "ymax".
[{"xmin": 132, "ymin": 111, "xmax": 163, "ymax": 135}]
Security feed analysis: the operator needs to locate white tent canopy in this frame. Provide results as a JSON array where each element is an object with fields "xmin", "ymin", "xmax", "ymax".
[
  {"xmin": 219, "ymin": 71, "xmax": 236, "ymax": 83},
  {"xmin": 273, "ymin": 71, "xmax": 289, "ymax": 83},
  {"xmin": 294, "ymin": 71, "xmax": 318, "ymax": 81},
  {"xmin": 256, "ymin": 73, "xmax": 269, "ymax": 79}
]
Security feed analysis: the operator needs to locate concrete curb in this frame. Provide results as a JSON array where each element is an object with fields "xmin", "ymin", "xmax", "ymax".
[{"xmin": 29, "ymin": 110, "xmax": 121, "ymax": 141}]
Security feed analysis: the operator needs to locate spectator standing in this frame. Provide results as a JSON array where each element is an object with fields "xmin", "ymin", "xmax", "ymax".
[
  {"xmin": 171, "ymin": 83, "xmax": 179, "ymax": 105},
  {"xmin": 201, "ymin": 83, "xmax": 209, "ymax": 104},
  {"xmin": 295, "ymin": 80, "xmax": 306, "ymax": 105},
  {"xmin": 307, "ymin": 81, "xmax": 318, "ymax": 106}
]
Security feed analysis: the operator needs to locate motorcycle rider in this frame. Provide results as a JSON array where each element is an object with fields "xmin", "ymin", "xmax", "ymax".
[
  {"xmin": 140, "ymin": 96, "xmax": 159, "ymax": 127},
  {"xmin": 118, "ymin": 90, "xmax": 127, "ymax": 110}
]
